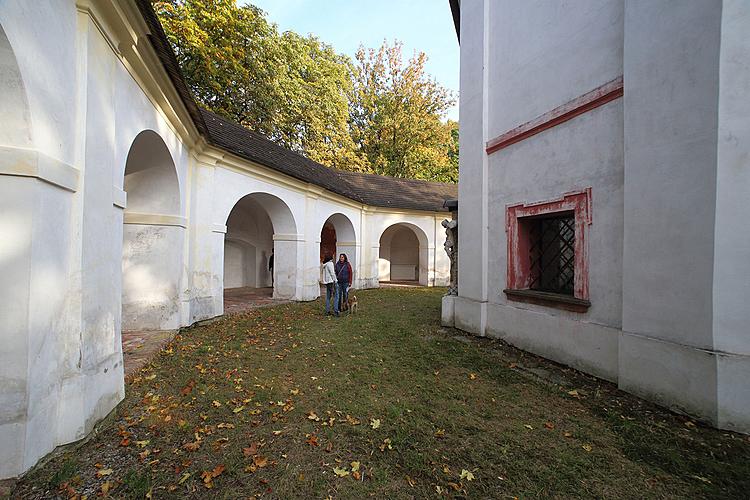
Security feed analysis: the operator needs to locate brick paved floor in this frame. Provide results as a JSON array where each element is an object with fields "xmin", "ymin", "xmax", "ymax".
[
  {"xmin": 122, "ymin": 287, "xmax": 291, "ymax": 377},
  {"xmin": 121, "ymin": 329, "xmax": 175, "ymax": 379},
  {"xmin": 223, "ymin": 286, "xmax": 289, "ymax": 314}
]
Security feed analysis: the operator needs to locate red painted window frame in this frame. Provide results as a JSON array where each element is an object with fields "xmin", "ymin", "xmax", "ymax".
[{"xmin": 505, "ymin": 188, "xmax": 592, "ymax": 302}]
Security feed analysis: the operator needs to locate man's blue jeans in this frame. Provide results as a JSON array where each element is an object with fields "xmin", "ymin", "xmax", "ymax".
[
  {"xmin": 336, "ymin": 282, "xmax": 349, "ymax": 312},
  {"xmin": 325, "ymin": 282, "xmax": 338, "ymax": 314}
]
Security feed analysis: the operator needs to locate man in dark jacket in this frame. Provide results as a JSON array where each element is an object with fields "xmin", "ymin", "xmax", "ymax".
[{"xmin": 334, "ymin": 253, "xmax": 353, "ymax": 311}]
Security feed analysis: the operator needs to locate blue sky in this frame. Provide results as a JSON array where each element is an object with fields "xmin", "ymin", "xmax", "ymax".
[{"xmin": 242, "ymin": 0, "xmax": 460, "ymax": 120}]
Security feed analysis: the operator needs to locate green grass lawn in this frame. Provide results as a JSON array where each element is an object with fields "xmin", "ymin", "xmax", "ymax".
[{"xmin": 12, "ymin": 288, "xmax": 750, "ymax": 499}]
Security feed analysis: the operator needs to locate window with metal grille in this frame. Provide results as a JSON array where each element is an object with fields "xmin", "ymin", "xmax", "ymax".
[{"xmin": 528, "ymin": 213, "xmax": 575, "ymax": 296}]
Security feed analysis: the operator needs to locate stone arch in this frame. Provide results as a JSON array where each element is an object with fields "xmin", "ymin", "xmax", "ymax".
[
  {"xmin": 319, "ymin": 212, "xmax": 358, "ymax": 286},
  {"xmin": 123, "ymin": 130, "xmax": 181, "ymax": 215},
  {"xmin": 224, "ymin": 192, "xmax": 298, "ymax": 300},
  {"xmin": 0, "ymin": 24, "xmax": 33, "ymax": 148},
  {"xmin": 121, "ymin": 130, "xmax": 185, "ymax": 331},
  {"xmin": 378, "ymin": 223, "xmax": 430, "ymax": 286}
]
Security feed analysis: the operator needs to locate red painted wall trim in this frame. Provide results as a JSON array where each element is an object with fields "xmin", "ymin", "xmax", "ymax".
[{"xmin": 486, "ymin": 77, "xmax": 623, "ymax": 155}]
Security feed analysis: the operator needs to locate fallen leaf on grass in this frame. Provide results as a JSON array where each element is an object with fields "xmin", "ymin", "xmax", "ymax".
[
  {"xmin": 217, "ymin": 423, "xmax": 235, "ymax": 429},
  {"xmin": 243, "ymin": 442, "xmax": 259, "ymax": 457},
  {"xmin": 406, "ymin": 475, "xmax": 416, "ymax": 487},
  {"xmin": 379, "ymin": 438, "xmax": 393, "ymax": 451},
  {"xmin": 181, "ymin": 379, "xmax": 196, "ymax": 396},
  {"xmin": 333, "ymin": 467, "xmax": 349, "ymax": 477},
  {"xmin": 183, "ymin": 441, "xmax": 201, "ymax": 451},
  {"xmin": 200, "ymin": 464, "xmax": 225, "ymax": 488},
  {"xmin": 101, "ymin": 481, "xmax": 113, "ymax": 494},
  {"xmin": 691, "ymin": 475, "xmax": 712, "ymax": 484},
  {"xmin": 96, "ymin": 468, "xmax": 113, "ymax": 478},
  {"xmin": 136, "ymin": 440, "xmax": 150, "ymax": 448},
  {"xmin": 346, "ymin": 415, "xmax": 360, "ymax": 425},
  {"xmin": 524, "ymin": 424, "xmax": 534, "ymax": 430},
  {"xmin": 469, "ymin": 373, "xmax": 477, "ymax": 380},
  {"xmin": 564, "ymin": 431, "xmax": 573, "ymax": 437},
  {"xmin": 232, "ymin": 406, "xmax": 245, "ymax": 414},
  {"xmin": 253, "ymin": 456, "xmax": 268, "ymax": 468},
  {"xmin": 544, "ymin": 422, "xmax": 555, "ymax": 429},
  {"xmin": 178, "ymin": 472, "xmax": 191, "ymax": 484},
  {"xmin": 350, "ymin": 461, "xmax": 360, "ymax": 472},
  {"xmin": 567, "ymin": 389, "xmax": 581, "ymax": 399},
  {"xmin": 582, "ymin": 444, "xmax": 593, "ymax": 452},
  {"xmin": 447, "ymin": 482, "xmax": 461, "ymax": 491},
  {"xmin": 460, "ymin": 469, "xmax": 475, "ymax": 481},
  {"xmin": 370, "ymin": 418, "xmax": 381, "ymax": 429},
  {"xmin": 434, "ymin": 429, "xmax": 445, "ymax": 438},
  {"xmin": 305, "ymin": 434, "xmax": 319, "ymax": 447}
]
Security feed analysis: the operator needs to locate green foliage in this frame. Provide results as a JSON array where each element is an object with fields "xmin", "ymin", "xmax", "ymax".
[
  {"xmin": 351, "ymin": 42, "xmax": 457, "ymax": 181},
  {"xmin": 154, "ymin": 0, "xmax": 457, "ymax": 181}
]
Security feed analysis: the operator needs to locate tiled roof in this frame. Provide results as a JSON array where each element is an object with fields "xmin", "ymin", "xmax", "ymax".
[
  {"xmin": 201, "ymin": 109, "xmax": 456, "ymax": 212},
  {"xmin": 135, "ymin": 0, "xmax": 457, "ymax": 212}
]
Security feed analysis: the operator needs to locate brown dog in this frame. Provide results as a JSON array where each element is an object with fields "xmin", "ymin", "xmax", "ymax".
[{"xmin": 345, "ymin": 295, "xmax": 358, "ymax": 315}]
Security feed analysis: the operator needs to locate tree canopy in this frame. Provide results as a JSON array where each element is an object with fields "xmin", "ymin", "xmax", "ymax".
[{"xmin": 154, "ymin": 0, "xmax": 457, "ymax": 182}]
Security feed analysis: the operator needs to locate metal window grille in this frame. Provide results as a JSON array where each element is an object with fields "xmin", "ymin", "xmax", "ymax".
[{"xmin": 529, "ymin": 214, "xmax": 575, "ymax": 295}]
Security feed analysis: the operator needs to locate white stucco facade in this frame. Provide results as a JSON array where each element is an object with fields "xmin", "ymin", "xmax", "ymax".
[
  {"xmin": 448, "ymin": 0, "xmax": 750, "ymax": 433},
  {"xmin": 0, "ymin": 1, "xmax": 451, "ymax": 479}
]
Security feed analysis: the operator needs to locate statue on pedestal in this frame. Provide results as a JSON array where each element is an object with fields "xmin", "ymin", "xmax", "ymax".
[{"xmin": 442, "ymin": 218, "xmax": 458, "ymax": 295}]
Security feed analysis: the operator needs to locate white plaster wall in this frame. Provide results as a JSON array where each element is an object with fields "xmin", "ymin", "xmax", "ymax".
[
  {"xmin": 453, "ymin": 0, "xmax": 749, "ymax": 432},
  {"xmin": 619, "ymin": 0, "xmax": 723, "ymax": 423},
  {"xmin": 487, "ymin": 0, "xmax": 624, "ymax": 137},
  {"xmin": 0, "ymin": 0, "xmax": 453, "ymax": 478},
  {"xmin": 712, "ymin": 0, "xmax": 750, "ymax": 432},
  {"xmin": 456, "ymin": 0, "xmax": 488, "ymax": 310},
  {"xmin": 457, "ymin": 0, "xmax": 625, "ymax": 378}
]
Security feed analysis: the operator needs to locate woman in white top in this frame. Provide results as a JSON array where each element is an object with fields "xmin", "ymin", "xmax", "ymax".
[{"xmin": 321, "ymin": 254, "xmax": 338, "ymax": 316}]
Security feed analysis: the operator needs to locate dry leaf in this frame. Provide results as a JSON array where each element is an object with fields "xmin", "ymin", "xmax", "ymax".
[
  {"xmin": 183, "ymin": 441, "xmax": 201, "ymax": 451},
  {"xmin": 544, "ymin": 422, "xmax": 555, "ymax": 429},
  {"xmin": 253, "ymin": 456, "xmax": 268, "ymax": 468},
  {"xmin": 333, "ymin": 467, "xmax": 349, "ymax": 477},
  {"xmin": 370, "ymin": 418, "xmax": 381, "ymax": 429},
  {"xmin": 350, "ymin": 461, "xmax": 360, "ymax": 472},
  {"xmin": 96, "ymin": 468, "xmax": 113, "ymax": 478},
  {"xmin": 180, "ymin": 379, "xmax": 196, "ymax": 396},
  {"xmin": 435, "ymin": 429, "xmax": 446, "ymax": 438},
  {"xmin": 460, "ymin": 469, "xmax": 475, "ymax": 481},
  {"xmin": 582, "ymin": 444, "xmax": 593, "ymax": 452},
  {"xmin": 469, "ymin": 373, "xmax": 477, "ymax": 380}
]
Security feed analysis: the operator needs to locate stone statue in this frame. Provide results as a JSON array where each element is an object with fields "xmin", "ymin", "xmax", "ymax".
[{"xmin": 442, "ymin": 218, "xmax": 458, "ymax": 295}]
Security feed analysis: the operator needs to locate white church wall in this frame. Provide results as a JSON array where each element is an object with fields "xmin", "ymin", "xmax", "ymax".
[
  {"xmin": 453, "ymin": 0, "xmax": 625, "ymax": 380},
  {"xmin": 620, "ymin": 0, "xmax": 750, "ymax": 432},
  {"xmin": 714, "ymin": 0, "xmax": 750, "ymax": 432},
  {"xmin": 453, "ymin": 0, "xmax": 750, "ymax": 433}
]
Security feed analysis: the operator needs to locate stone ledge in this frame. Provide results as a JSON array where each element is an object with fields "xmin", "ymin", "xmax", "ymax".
[
  {"xmin": 503, "ymin": 288, "xmax": 591, "ymax": 313},
  {"xmin": 0, "ymin": 146, "xmax": 79, "ymax": 192}
]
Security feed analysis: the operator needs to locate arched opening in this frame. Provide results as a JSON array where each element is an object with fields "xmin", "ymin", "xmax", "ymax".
[
  {"xmin": 121, "ymin": 130, "xmax": 184, "ymax": 331},
  {"xmin": 223, "ymin": 193, "xmax": 297, "ymax": 311},
  {"xmin": 319, "ymin": 213, "xmax": 357, "ymax": 287},
  {"xmin": 379, "ymin": 223, "xmax": 429, "ymax": 286}
]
